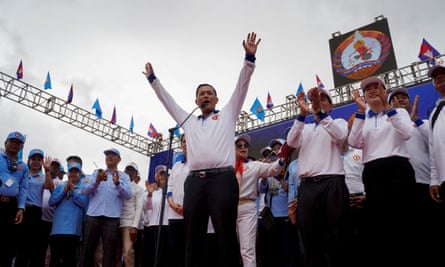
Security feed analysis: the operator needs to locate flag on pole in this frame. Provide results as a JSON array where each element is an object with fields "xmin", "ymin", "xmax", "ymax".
[
  {"xmin": 316, "ymin": 74, "xmax": 325, "ymax": 89},
  {"xmin": 16, "ymin": 60, "xmax": 23, "ymax": 80},
  {"xmin": 148, "ymin": 123, "xmax": 159, "ymax": 138},
  {"xmin": 129, "ymin": 115, "xmax": 135, "ymax": 134},
  {"xmin": 250, "ymin": 97, "xmax": 265, "ymax": 121},
  {"xmin": 44, "ymin": 71, "xmax": 52, "ymax": 89},
  {"xmin": 92, "ymin": 98, "xmax": 103, "ymax": 119},
  {"xmin": 266, "ymin": 92, "xmax": 274, "ymax": 109},
  {"xmin": 110, "ymin": 106, "xmax": 117, "ymax": 124},
  {"xmin": 418, "ymin": 38, "xmax": 441, "ymax": 65},
  {"xmin": 296, "ymin": 81, "xmax": 304, "ymax": 96},
  {"xmin": 66, "ymin": 84, "xmax": 74, "ymax": 104},
  {"xmin": 173, "ymin": 123, "xmax": 180, "ymax": 137},
  {"xmin": 296, "ymin": 81, "xmax": 307, "ymax": 101}
]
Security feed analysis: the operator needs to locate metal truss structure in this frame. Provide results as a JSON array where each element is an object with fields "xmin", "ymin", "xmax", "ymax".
[{"xmin": 0, "ymin": 56, "xmax": 441, "ymax": 156}]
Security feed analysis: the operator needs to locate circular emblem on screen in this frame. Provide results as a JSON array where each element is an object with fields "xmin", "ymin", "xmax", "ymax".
[{"xmin": 332, "ymin": 30, "xmax": 392, "ymax": 80}]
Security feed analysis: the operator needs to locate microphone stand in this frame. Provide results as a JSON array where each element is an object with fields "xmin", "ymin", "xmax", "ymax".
[{"xmin": 154, "ymin": 101, "xmax": 208, "ymax": 267}]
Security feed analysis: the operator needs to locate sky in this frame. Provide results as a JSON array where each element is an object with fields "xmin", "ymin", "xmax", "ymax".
[{"xmin": 0, "ymin": 0, "xmax": 444, "ymax": 181}]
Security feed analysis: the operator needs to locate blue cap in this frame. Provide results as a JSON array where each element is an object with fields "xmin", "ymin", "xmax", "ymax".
[
  {"xmin": 6, "ymin": 131, "xmax": 25, "ymax": 143},
  {"xmin": 59, "ymin": 164, "xmax": 65, "ymax": 173},
  {"xmin": 104, "ymin": 148, "xmax": 121, "ymax": 157},
  {"xmin": 28, "ymin": 149, "xmax": 44, "ymax": 158},
  {"xmin": 67, "ymin": 162, "xmax": 81, "ymax": 171}
]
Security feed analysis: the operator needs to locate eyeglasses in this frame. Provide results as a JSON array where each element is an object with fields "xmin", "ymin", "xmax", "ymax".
[{"xmin": 236, "ymin": 143, "xmax": 249, "ymax": 149}]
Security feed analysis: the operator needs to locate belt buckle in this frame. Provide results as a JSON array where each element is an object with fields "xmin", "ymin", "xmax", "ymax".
[
  {"xmin": 199, "ymin": 171, "xmax": 206, "ymax": 178},
  {"xmin": 0, "ymin": 196, "xmax": 10, "ymax": 203}
]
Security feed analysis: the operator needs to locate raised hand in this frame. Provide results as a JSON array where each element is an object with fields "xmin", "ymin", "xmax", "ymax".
[
  {"xmin": 112, "ymin": 171, "xmax": 120, "ymax": 185},
  {"xmin": 410, "ymin": 95, "xmax": 419, "ymax": 121},
  {"xmin": 378, "ymin": 89, "xmax": 390, "ymax": 110},
  {"xmin": 242, "ymin": 32, "xmax": 261, "ymax": 56},
  {"xmin": 143, "ymin": 62, "xmax": 154, "ymax": 78},
  {"xmin": 352, "ymin": 89, "xmax": 366, "ymax": 112},
  {"xmin": 96, "ymin": 169, "xmax": 107, "ymax": 183},
  {"xmin": 297, "ymin": 90, "xmax": 309, "ymax": 116},
  {"xmin": 307, "ymin": 87, "xmax": 321, "ymax": 113},
  {"xmin": 43, "ymin": 156, "xmax": 52, "ymax": 172}
]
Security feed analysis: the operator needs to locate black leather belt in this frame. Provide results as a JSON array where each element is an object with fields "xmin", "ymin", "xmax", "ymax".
[
  {"xmin": 300, "ymin": 174, "xmax": 343, "ymax": 183},
  {"xmin": 189, "ymin": 166, "xmax": 234, "ymax": 178}
]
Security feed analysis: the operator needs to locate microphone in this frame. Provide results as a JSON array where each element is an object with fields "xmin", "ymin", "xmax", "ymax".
[
  {"xmin": 168, "ymin": 100, "xmax": 210, "ymax": 135},
  {"xmin": 199, "ymin": 100, "xmax": 210, "ymax": 108}
]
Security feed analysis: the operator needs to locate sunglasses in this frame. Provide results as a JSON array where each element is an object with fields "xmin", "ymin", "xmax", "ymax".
[{"xmin": 236, "ymin": 143, "xmax": 249, "ymax": 149}]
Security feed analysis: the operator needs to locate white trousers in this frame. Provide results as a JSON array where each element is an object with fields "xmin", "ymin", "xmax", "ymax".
[{"xmin": 237, "ymin": 200, "xmax": 258, "ymax": 267}]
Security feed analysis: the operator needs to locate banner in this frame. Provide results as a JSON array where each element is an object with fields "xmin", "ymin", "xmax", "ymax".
[{"xmin": 329, "ymin": 17, "xmax": 397, "ymax": 87}]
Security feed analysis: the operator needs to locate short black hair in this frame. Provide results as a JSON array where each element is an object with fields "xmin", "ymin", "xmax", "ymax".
[{"xmin": 195, "ymin": 83, "xmax": 217, "ymax": 97}]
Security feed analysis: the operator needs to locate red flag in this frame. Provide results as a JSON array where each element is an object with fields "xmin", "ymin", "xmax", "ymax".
[
  {"xmin": 16, "ymin": 60, "xmax": 23, "ymax": 80},
  {"xmin": 266, "ymin": 92, "xmax": 274, "ymax": 109},
  {"xmin": 316, "ymin": 74, "xmax": 325, "ymax": 89},
  {"xmin": 66, "ymin": 84, "xmax": 74, "ymax": 104},
  {"xmin": 418, "ymin": 38, "xmax": 441, "ymax": 65},
  {"xmin": 147, "ymin": 123, "xmax": 159, "ymax": 138},
  {"xmin": 110, "ymin": 106, "xmax": 117, "ymax": 124}
]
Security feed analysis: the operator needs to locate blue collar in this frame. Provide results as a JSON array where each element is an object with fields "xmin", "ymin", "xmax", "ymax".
[
  {"xmin": 368, "ymin": 109, "xmax": 387, "ymax": 118},
  {"xmin": 198, "ymin": 110, "xmax": 219, "ymax": 120}
]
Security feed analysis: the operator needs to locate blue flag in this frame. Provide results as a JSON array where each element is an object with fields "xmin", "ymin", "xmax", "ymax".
[
  {"xmin": 173, "ymin": 123, "xmax": 180, "ymax": 137},
  {"xmin": 296, "ymin": 81, "xmax": 307, "ymax": 101},
  {"xmin": 296, "ymin": 81, "xmax": 303, "ymax": 96},
  {"xmin": 129, "ymin": 115, "xmax": 135, "ymax": 134},
  {"xmin": 250, "ymin": 97, "xmax": 265, "ymax": 121},
  {"xmin": 92, "ymin": 98, "xmax": 103, "ymax": 119},
  {"xmin": 44, "ymin": 71, "xmax": 52, "ymax": 89}
]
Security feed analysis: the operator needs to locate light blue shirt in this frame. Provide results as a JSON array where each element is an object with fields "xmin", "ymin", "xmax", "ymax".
[
  {"xmin": 49, "ymin": 181, "xmax": 89, "ymax": 236},
  {"xmin": 287, "ymin": 160, "xmax": 299, "ymax": 203},
  {"xmin": 0, "ymin": 152, "xmax": 29, "ymax": 209},
  {"xmin": 85, "ymin": 169, "xmax": 131, "ymax": 218},
  {"xmin": 259, "ymin": 177, "xmax": 289, "ymax": 218},
  {"xmin": 26, "ymin": 171, "xmax": 45, "ymax": 207}
]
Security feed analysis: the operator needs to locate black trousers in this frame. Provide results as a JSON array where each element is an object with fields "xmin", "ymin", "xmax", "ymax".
[
  {"xmin": 297, "ymin": 175, "xmax": 350, "ymax": 267},
  {"xmin": 50, "ymin": 234, "xmax": 80, "ymax": 267},
  {"xmin": 142, "ymin": 225, "xmax": 168, "ymax": 267},
  {"xmin": 80, "ymin": 215, "xmax": 120, "ymax": 267},
  {"xmin": 362, "ymin": 156, "xmax": 416, "ymax": 267},
  {"xmin": 15, "ymin": 205, "xmax": 44, "ymax": 267},
  {"xmin": 0, "ymin": 197, "xmax": 19, "ymax": 267},
  {"xmin": 183, "ymin": 169, "xmax": 240, "ymax": 267},
  {"xmin": 167, "ymin": 219, "xmax": 185, "ymax": 267}
]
